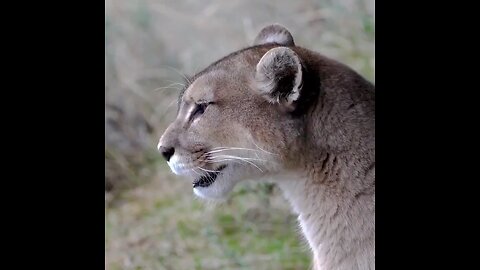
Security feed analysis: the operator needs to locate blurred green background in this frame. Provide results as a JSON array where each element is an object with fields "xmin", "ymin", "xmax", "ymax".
[{"xmin": 105, "ymin": 0, "xmax": 374, "ymax": 269}]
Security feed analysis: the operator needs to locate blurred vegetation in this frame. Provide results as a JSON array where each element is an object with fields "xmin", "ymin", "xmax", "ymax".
[{"xmin": 105, "ymin": 0, "xmax": 374, "ymax": 269}]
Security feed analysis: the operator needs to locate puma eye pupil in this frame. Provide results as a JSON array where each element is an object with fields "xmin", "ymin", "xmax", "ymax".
[{"xmin": 191, "ymin": 102, "xmax": 210, "ymax": 120}]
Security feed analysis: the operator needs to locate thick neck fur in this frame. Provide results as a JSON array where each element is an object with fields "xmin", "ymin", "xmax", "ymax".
[{"xmin": 278, "ymin": 53, "xmax": 375, "ymax": 270}]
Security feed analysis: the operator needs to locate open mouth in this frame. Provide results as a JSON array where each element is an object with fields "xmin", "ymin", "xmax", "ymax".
[{"xmin": 193, "ymin": 165, "xmax": 227, "ymax": 188}]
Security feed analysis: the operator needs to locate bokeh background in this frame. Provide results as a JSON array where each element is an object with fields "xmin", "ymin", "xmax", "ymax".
[{"xmin": 105, "ymin": 0, "xmax": 374, "ymax": 269}]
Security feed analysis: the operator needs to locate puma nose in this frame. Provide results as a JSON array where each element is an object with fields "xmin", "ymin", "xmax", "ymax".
[{"xmin": 159, "ymin": 146, "xmax": 175, "ymax": 162}]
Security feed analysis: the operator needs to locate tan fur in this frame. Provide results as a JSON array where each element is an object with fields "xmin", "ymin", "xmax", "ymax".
[{"xmin": 158, "ymin": 24, "xmax": 375, "ymax": 269}]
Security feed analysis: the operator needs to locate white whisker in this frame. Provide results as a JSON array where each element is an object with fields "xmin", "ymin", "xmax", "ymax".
[
  {"xmin": 165, "ymin": 66, "xmax": 192, "ymax": 85},
  {"xmin": 197, "ymin": 167, "xmax": 221, "ymax": 173},
  {"xmin": 207, "ymin": 159, "xmax": 262, "ymax": 172},
  {"xmin": 210, "ymin": 146, "xmax": 278, "ymax": 156},
  {"xmin": 210, "ymin": 155, "xmax": 264, "ymax": 172},
  {"xmin": 249, "ymin": 140, "xmax": 278, "ymax": 156},
  {"xmin": 164, "ymin": 79, "xmax": 185, "ymax": 87},
  {"xmin": 207, "ymin": 148, "xmax": 260, "ymax": 155},
  {"xmin": 191, "ymin": 168, "xmax": 202, "ymax": 176},
  {"xmin": 152, "ymin": 83, "xmax": 184, "ymax": 92},
  {"xmin": 211, "ymin": 155, "xmax": 267, "ymax": 162}
]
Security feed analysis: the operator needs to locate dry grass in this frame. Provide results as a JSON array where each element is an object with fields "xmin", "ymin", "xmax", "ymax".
[
  {"xmin": 105, "ymin": 0, "xmax": 374, "ymax": 269},
  {"xmin": 106, "ymin": 170, "xmax": 311, "ymax": 270}
]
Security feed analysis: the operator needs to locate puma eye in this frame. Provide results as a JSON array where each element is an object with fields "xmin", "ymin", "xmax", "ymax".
[{"xmin": 191, "ymin": 102, "xmax": 211, "ymax": 120}]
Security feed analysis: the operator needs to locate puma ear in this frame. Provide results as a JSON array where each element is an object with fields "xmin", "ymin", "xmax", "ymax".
[
  {"xmin": 254, "ymin": 47, "xmax": 303, "ymax": 111},
  {"xmin": 253, "ymin": 24, "xmax": 295, "ymax": 46}
]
